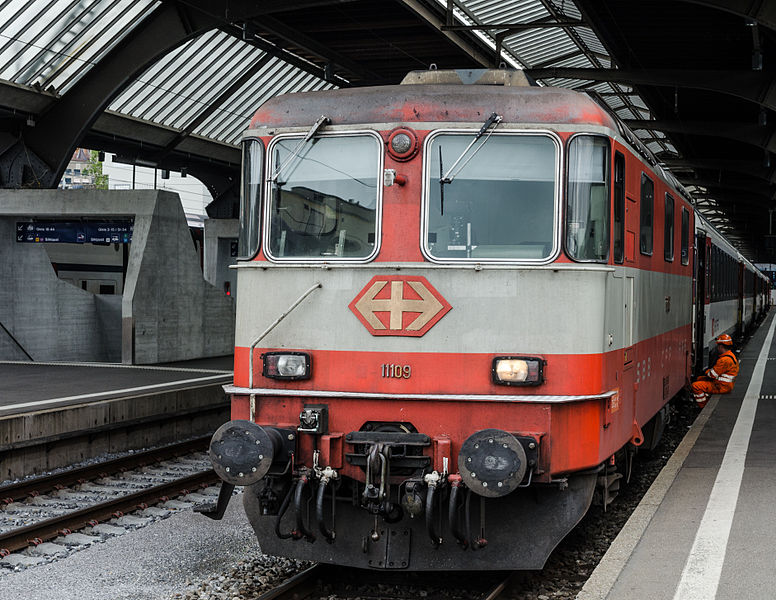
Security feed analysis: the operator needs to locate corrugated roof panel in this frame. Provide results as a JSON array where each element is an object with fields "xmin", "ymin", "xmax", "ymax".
[
  {"xmin": 605, "ymin": 97, "xmax": 626, "ymax": 110},
  {"xmin": 586, "ymin": 82, "xmax": 616, "ymax": 94},
  {"xmin": 0, "ymin": 0, "xmax": 158, "ymax": 94},
  {"xmin": 200, "ymin": 71, "xmax": 334, "ymax": 145},
  {"xmin": 573, "ymin": 27, "xmax": 607, "ymax": 55},
  {"xmin": 551, "ymin": 54, "xmax": 597, "ymax": 69},
  {"xmin": 164, "ymin": 43, "xmax": 255, "ymax": 129},
  {"xmin": 540, "ymin": 77, "xmax": 594, "ymax": 88},
  {"xmin": 615, "ymin": 106, "xmax": 637, "ymax": 118},
  {"xmin": 645, "ymin": 141, "xmax": 664, "ymax": 153},
  {"xmin": 109, "ymin": 33, "xmax": 337, "ymax": 146},
  {"xmin": 110, "ymin": 30, "xmax": 283, "ymax": 140},
  {"xmin": 465, "ymin": 0, "xmax": 549, "ymax": 25},
  {"xmin": 119, "ymin": 31, "xmax": 230, "ymax": 122},
  {"xmin": 505, "ymin": 28, "xmax": 578, "ymax": 66},
  {"xmin": 194, "ymin": 61, "xmax": 304, "ymax": 142},
  {"xmin": 560, "ymin": 3, "xmax": 581, "ymax": 19}
]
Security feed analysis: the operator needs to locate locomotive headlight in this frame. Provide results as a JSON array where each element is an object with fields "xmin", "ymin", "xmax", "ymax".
[
  {"xmin": 262, "ymin": 352, "xmax": 311, "ymax": 380},
  {"xmin": 492, "ymin": 356, "xmax": 543, "ymax": 386}
]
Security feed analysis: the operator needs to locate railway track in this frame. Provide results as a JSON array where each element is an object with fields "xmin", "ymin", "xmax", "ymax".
[
  {"xmin": 0, "ymin": 436, "xmax": 219, "ymax": 559},
  {"xmin": 255, "ymin": 564, "xmax": 514, "ymax": 600}
]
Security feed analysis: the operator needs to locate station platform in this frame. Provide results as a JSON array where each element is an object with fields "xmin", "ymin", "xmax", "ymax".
[
  {"xmin": 0, "ymin": 357, "xmax": 232, "ymax": 415},
  {"xmin": 579, "ymin": 310, "xmax": 776, "ymax": 600},
  {"xmin": 0, "ymin": 357, "xmax": 233, "ymax": 480}
]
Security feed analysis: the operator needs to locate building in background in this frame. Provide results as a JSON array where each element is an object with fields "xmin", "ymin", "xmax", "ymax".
[
  {"xmin": 58, "ymin": 148, "xmax": 98, "ymax": 190},
  {"xmin": 58, "ymin": 149, "xmax": 212, "ymax": 227},
  {"xmin": 102, "ymin": 154, "xmax": 211, "ymax": 227}
]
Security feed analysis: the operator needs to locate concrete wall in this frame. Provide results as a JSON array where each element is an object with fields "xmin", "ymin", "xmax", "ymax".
[
  {"xmin": 0, "ymin": 219, "xmax": 118, "ymax": 361},
  {"xmin": 203, "ymin": 218, "xmax": 238, "ymax": 297},
  {"xmin": 0, "ymin": 190, "xmax": 234, "ymax": 364}
]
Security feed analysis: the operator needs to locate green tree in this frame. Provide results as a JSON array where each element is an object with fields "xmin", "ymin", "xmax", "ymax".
[{"xmin": 85, "ymin": 150, "xmax": 109, "ymax": 189}]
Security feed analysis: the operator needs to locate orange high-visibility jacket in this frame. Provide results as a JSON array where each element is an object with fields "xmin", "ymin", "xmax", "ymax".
[{"xmin": 705, "ymin": 349, "xmax": 739, "ymax": 392}]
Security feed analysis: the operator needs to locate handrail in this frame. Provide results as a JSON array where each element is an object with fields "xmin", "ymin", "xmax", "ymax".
[{"xmin": 248, "ymin": 282, "xmax": 322, "ymax": 389}]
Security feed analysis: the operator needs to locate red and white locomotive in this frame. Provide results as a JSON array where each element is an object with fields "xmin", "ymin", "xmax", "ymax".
[{"xmin": 204, "ymin": 69, "xmax": 770, "ymax": 570}]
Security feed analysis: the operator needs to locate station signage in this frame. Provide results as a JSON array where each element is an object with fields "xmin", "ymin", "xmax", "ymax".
[{"xmin": 15, "ymin": 220, "xmax": 133, "ymax": 244}]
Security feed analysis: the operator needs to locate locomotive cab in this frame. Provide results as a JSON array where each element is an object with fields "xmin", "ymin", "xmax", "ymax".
[{"xmin": 205, "ymin": 69, "xmax": 694, "ymax": 570}]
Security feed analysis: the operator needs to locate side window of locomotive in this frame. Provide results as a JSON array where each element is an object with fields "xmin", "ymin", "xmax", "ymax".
[
  {"xmin": 681, "ymin": 207, "xmax": 690, "ymax": 265},
  {"xmin": 238, "ymin": 138, "xmax": 264, "ymax": 259},
  {"xmin": 613, "ymin": 152, "xmax": 625, "ymax": 264},
  {"xmin": 664, "ymin": 193, "xmax": 674, "ymax": 262},
  {"xmin": 566, "ymin": 136, "xmax": 610, "ymax": 262},
  {"xmin": 425, "ymin": 133, "xmax": 558, "ymax": 261},
  {"xmin": 266, "ymin": 134, "xmax": 380, "ymax": 260},
  {"xmin": 640, "ymin": 174, "xmax": 654, "ymax": 255},
  {"xmin": 711, "ymin": 246, "xmax": 718, "ymax": 301}
]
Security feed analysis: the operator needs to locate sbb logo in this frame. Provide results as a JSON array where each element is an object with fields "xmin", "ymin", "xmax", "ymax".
[{"xmin": 349, "ymin": 275, "xmax": 451, "ymax": 337}]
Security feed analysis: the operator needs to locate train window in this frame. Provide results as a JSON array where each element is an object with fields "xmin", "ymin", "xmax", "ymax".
[
  {"xmin": 613, "ymin": 152, "xmax": 625, "ymax": 263},
  {"xmin": 238, "ymin": 138, "xmax": 263, "ymax": 260},
  {"xmin": 424, "ymin": 132, "xmax": 558, "ymax": 262},
  {"xmin": 566, "ymin": 136, "xmax": 610, "ymax": 262},
  {"xmin": 664, "ymin": 194, "xmax": 674, "ymax": 261},
  {"xmin": 681, "ymin": 207, "xmax": 689, "ymax": 265},
  {"xmin": 640, "ymin": 174, "xmax": 654, "ymax": 255},
  {"xmin": 266, "ymin": 133, "xmax": 381, "ymax": 261}
]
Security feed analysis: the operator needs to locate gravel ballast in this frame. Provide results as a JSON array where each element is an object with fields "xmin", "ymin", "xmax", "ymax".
[{"xmin": 0, "ymin": 496, "xmax": 258, "ymax": 600}]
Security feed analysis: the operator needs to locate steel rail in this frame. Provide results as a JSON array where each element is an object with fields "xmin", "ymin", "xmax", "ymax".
[
  {"xmin": 0, "ymin": 470, "xmax": 218, "ymax": 555},
  {"xmin": 480, "ymin": 574, "xmax": 512, "ymax": 600},
  {"xmin": 256, "ymin": 564, "xmax": 325, "ymax": 600},
  {"xmin": 254, "ymin": 563, "xmax": 513, "ymax": 600},
  {"xmin": 0, "ymin": 436, "xmax": 211, "ymax": 504}
]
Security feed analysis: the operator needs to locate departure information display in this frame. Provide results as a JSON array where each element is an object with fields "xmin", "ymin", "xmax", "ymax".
[{"xmin": 15, "ymin": 220, "xmax": 133, "ymax": 244}]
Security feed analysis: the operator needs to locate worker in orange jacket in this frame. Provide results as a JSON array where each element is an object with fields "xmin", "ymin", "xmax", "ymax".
[{"xmin": 691, "ymin": 334, "xmax": 739, "ymax": 408}]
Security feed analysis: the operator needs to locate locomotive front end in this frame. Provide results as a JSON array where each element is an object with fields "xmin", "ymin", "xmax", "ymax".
[{"xmin": 205, "ymin": 71, "xmax": 653, "ymax": 570}]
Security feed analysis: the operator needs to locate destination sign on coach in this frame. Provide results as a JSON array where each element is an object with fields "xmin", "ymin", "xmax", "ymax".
[{"xmin": 15, "ymin": 220, "xmax": 133, "ymax": 244}]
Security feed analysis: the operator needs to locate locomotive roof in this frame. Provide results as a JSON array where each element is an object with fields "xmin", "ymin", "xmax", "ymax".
[{"xmin": 248, "ymin": 84, "xmax": 618, "ymax": 131}]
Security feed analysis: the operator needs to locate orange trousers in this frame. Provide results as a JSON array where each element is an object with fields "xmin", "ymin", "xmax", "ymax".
[{"xmin": 691, "ymin": 376, "xmax": 734, "ymax": 408}]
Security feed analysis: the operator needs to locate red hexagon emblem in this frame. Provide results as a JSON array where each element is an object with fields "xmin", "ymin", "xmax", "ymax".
[{"xmin": 349, "ymin": 275, "xmax": 452, "ymax": 337}]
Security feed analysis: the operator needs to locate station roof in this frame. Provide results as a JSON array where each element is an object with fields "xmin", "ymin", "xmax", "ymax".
[{"xmin": 0, "ymin": 1, "xmax": 773, "ymax": 259}]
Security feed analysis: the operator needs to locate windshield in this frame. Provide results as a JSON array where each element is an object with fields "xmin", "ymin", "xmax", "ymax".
[
  {"xmin": 267, "ymin": 133, "xmax": 380, "ymax": 260},
  {"xmin": 425, "ymin": 133, "xmax": 558, "ymax": 261}
]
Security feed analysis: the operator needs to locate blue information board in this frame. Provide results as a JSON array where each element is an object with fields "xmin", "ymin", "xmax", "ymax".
[{"xmin": 16, "ymin": 220, "xmax": 133, "ymax": 244}]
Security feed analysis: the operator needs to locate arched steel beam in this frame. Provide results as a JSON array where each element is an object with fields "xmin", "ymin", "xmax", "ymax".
[
  {"xmin": 526, "ymin": 68, "xmax": 776, "ymax": 112},
  {"xmin": 624, "ymin": 119, "xmax": 776, "ymax": 154},
  {"xmin": 677, "ymin": 0, "xmax": 776, "ymax": 31},
  {"xmin": 1, "ymin": 1, "xmax": 283, "ymax": 189},
  {"xmin": 691, "ymin": 192, "xmax": 773, "ymax": 209},
  {"xmin": 659, "ymin": 157, "xmax": 776, "ymax": 183},
  {"xmin": 680, "ymin": 178, "xmax": 776, "ymax": 200},
  {"xmin": 12, "ymin": 2, "xmax": 212, "ymax": 188}
]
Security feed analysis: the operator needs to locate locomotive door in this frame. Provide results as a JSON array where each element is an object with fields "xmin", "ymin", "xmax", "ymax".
[
  {"xmin": 624, "ymin": 277, "xmax": 634, "ymax": 352},
  {"xmin": 693, "ymin": 231, "xmax": 706, "ymax": 377},
  {"xmin": 622, "ymin": 275, "xmax": 635, "ymax": 384}
]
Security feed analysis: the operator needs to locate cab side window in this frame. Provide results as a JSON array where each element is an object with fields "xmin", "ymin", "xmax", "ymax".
[
  {"xmin": 640, "ymin": 173, "xmax": 654, "ymax": 255},
  {"xmin": 613, "ymin": 152, "xmax": 625, "ymax": 264},
  {"xmin": 664, "ymin": 193, "xmax": 674, "ymax": 261}
]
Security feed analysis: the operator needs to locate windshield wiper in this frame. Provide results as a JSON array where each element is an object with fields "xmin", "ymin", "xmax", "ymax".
[
  {"xmin": 439, "ymin": 112, "xmax": 502, "ymax": 187},
  {"xmin": 439, "ymin": 146, "xmax": 445, "ymax": 215},
  {"xmin": 270, "ymin": 114, "xmax": 330, "ymax": 183}
]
